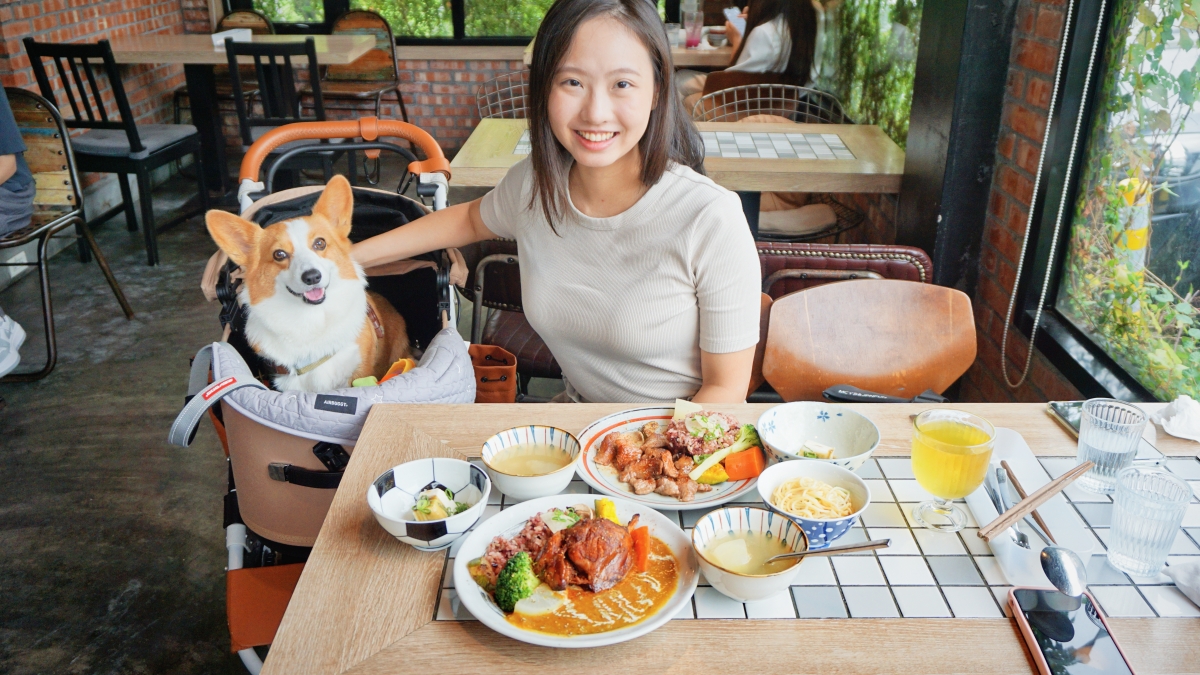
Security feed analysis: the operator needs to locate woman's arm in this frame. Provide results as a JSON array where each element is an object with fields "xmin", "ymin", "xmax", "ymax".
[
  {"xmin": 0, "ymin": 155, "xmax": 16, "ymax": 185},
  {"xmin": 351, "ymin": 197, "xmax": 496, "ymax": 269},
  {"xmin": 692, "ymin": 346, "xmax": 756, "ymax": 403}
]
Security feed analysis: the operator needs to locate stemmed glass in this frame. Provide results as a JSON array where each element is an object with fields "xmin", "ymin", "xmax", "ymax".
[{"xmin": 910, "ymin": 409, "xmax": 996, "ymax": 532}]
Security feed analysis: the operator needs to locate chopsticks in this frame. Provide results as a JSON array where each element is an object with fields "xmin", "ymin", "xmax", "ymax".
[
  {"xmin": 1000, "ymin": 460, "xmax": 1056, "ymax": 545},
  {"xmin": 978, "ymin": 461, "xmax": 1093, "ymax": 542}
]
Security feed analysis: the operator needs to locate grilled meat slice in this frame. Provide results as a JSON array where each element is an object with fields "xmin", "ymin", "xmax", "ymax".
[
  {"xmin": 630, "ymin": 477, "xmax": 656, "ymax": 495},
  {"xmin": 641, "ymin": 422, "xmax": 668, "ymax": 448},
  {"xmin": 595, "ymin": 432, "xmax": 619, "ymax": 466},
  {"xmin": 654, "ymin": 475, "xmax": 681, "ymax": 497},
  {"xmin": 534, "ymin": 517, "xmax": 635, "ymax": 592},
  {"xmin": 613, "ymin": 438, "xmax": 643, "ymax": 470}
]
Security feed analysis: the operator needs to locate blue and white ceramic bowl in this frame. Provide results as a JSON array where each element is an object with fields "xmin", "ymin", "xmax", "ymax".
[
  {"xmin": 756, "ymin": 402, "xmax": 880, "ymax": 471},
  {"xmin": 481, "ymin": 425, "xmax": 580, "ymax": 502},
  {"xmin": 691, "ymin": 507, "xmax": 809, "ymax": 601},
  {"xmin": 755, "ymin": 460, "xmax": 870, "ymax": 549},
  {"xmin": 366, "ymin": 457, "xmax": 491, "ymax": 551}
]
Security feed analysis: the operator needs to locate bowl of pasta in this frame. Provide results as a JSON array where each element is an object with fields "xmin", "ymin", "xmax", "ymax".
[{"xmin": 755, "ymin": 460, "xmax": 870, "ymax": 549}]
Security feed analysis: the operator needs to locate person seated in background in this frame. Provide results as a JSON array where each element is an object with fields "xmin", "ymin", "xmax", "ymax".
[
  {"xmin": 0, "ymin": 89, "xmax": 34, "ymax": 386},
  {"xmin": 676, "ymin": 0, "xmax": 822, "ymax": 113}
]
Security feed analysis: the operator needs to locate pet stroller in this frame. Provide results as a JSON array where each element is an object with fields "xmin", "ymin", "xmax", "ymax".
[{"xmin": 168, "ymin": 119, "xmax": 475, "ymax": 673}]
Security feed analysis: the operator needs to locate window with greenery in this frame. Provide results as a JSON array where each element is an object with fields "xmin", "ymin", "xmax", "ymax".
[
  {"xmin": 253, "ymin": 0, "xmax": 325, "ymax": 23},
  {"xmin": 1055, "ymin": 0, "xmax": 1200, "ymax": 399},
  {"xmin": 351, "ymin": 0, "xmax": 452, "ymax": 37},
  {"xmin": 815, "ymin": 0, "xmax": 922, "ymax": 148}
]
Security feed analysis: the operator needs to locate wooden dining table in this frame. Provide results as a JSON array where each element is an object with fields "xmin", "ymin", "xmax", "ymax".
[
  {"xmin": 523, "ymin": 42, "xmax": 734, "ymax": 68},
  {"xmin": 109, "ymin": 34, "xmax": 374, "ymax": 194},
  {"xmin": 260, "ymin": 402, "xmax": 1200, "ymax": 675}
]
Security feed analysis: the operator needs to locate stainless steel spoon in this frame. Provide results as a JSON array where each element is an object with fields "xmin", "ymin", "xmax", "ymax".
[
  {"xmin": 765, "ymin": 538, "xmax": 891, "ymax": 564},
  {"xmin": 1041, "ymin": 545, "xmax": 1088, "ymax": 597},
  {"xmin": 995, "ymin": 468, "xmax": 1032, "ymax": 549}
]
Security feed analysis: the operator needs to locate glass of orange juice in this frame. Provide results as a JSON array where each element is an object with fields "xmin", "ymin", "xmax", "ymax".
[{"xmin": 911, "ymin": 409, "xmax": 995, "ymax": 532}]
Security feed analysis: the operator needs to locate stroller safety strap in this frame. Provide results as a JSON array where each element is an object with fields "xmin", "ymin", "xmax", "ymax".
[{"xmin": 170, "ymin": 344, "xmax": 269, "ymax": 447}]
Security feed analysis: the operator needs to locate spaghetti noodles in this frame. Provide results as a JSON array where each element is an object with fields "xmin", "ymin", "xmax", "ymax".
[{"xmin": 771, "ymin": 476, "xmax": 853, "ymax": 519}]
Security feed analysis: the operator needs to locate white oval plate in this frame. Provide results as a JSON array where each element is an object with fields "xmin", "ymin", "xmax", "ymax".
[
  {"xmin": 575, "ymin": 406, "xmax": 762, "ymax": 511},
  {"xmin": 452, "ymin": 494, "xmax": 698, "ymax": 648}
]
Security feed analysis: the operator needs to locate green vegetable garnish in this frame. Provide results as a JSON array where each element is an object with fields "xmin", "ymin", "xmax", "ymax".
[
  {"xmin": 686, "ymin": 414, "xmax": 729, "ymax": 442},
  {"xmin": 494, "ymin": 552, "xmax": 540, "ymax": 613}
]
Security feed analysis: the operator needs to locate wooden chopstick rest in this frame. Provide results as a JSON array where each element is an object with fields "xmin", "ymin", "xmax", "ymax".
[
  {"xmin": 978, "ymin": 461, "xmax": 1094, "ymax": 541},
  {"xmin": 1000, "ymin": 460, "xmax": 1056, "ymax": 544}
]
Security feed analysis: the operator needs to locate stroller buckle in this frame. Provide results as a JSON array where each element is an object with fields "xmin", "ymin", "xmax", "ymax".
[{"xmin": 268, "ymin": 463, "xmax": 288, "ymax": 482}]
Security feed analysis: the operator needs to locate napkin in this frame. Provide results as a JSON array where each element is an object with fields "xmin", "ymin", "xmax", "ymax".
[
  {"xmin": 1149, "ymin": 395, "xmax": 1200, "ymax": 443},
  {"xmin": 1164, "ymin": 560, "xmax": 1200, "ymax": 608}
]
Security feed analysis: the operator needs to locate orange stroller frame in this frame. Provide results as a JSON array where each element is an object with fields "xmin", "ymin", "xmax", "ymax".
[{"xmin": 172, "ymin": 118, "xmax": 467, "ymax": 674}]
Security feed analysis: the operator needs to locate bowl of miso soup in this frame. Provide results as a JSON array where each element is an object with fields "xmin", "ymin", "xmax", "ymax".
[
  {"xmin": 692, "ymin": 507, "xmax": 809, "ymax": 601},
  {"xmin": 481, "ymin": 425, "xmax": 581, "ymax": 501}
]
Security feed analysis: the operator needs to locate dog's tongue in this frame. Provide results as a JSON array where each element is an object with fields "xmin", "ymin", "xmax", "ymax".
[{"xmin": 304, "ymin": 288, "xmax": 325, "ymax": 302}]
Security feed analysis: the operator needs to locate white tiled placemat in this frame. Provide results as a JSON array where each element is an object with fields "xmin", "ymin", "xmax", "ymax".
[
  {"xmin": 509, "ymin": 130, "xmax": 856, "ymax": 160},
  {"xmin": 435, "ymin": 456, "xmax": 1200, "ymax": 622}
]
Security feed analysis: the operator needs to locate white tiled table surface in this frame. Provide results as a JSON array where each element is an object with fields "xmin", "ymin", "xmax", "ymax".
[
  {"xmin": 435, "ymin": 456, "xmax": 1200, "ymax": 622},
  {"xmin": 510, "ymin": 130, "xmax": 857, "ymax": 160}
]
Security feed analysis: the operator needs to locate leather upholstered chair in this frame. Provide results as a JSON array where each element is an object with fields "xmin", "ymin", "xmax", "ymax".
[
  {"xmin": 758, "ymin": 242, "xmax": 933, "ymax": 299},
  {"xmin": 762, "ymin": 279, "xmax": 977, "ymax": 402},
  {"xmin": 458, "ymin": 240, "xmax": 561, "ymax": 396}
]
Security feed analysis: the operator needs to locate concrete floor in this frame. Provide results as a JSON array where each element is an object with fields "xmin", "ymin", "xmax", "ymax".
[{"xmin": 0, "ymin": 160, "xmax": 545, "ymax": 673}]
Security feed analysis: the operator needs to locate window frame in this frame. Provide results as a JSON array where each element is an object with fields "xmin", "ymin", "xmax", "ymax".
[
  {"xmin": 1013, "ymin": 0, "xmax": 1158, "ymax": 401},
  {"xmin": 228, "ymin": 0, "xmax": 684, "ymax": 43}
]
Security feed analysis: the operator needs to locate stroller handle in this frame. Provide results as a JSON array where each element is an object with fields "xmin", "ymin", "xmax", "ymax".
[{"xmin": 239, "ymin": 118, "xmax": 451, "ymax": 182}]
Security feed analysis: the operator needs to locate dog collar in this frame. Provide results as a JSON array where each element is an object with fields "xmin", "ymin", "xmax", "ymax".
[{"xmin": 266, "ymin": 305, "xmax": 386, "ymax": 377}]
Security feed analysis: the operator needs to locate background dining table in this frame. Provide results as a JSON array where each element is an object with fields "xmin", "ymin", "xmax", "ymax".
[
  {"xmin": 259, "ymin": 402, "xmax": 1200, "ymax": 675},
  {"xmin": 523, "ymin": 42, "xmax": 734, "ymax": 68},
  {"xmin": 450, "ymin": 118, "xmax": 905, "ymax": 234},
  {"xmin": 108, "ymin": 34, "xmax": 374, "ymax": 194}
]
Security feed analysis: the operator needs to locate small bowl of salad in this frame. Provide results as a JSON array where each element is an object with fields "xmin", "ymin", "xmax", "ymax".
[{"xmin": 367, "ymin": 457, "xmax": 492, "ymax": 551}]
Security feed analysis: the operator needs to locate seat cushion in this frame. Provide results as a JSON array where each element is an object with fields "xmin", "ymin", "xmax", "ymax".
[
  {"xmin": 482, "ymin": 310, "xmax": 561, "ymax": 380},
  {"xmin": 72, "ymin": 124, "xmax": 198, "ymax": 160}
]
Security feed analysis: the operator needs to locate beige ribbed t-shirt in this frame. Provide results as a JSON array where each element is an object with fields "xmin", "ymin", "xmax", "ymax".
[{"xmin": 478, "ymin": 158, "xmax": 761, "ymax": 403}]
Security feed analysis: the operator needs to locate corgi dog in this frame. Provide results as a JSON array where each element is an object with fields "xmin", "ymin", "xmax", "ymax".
[{"xmin": 206, "ymin": 175, "xmax": 410, "ymax": 392}]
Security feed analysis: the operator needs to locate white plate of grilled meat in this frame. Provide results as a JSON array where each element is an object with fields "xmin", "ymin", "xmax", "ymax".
[
  {"xmin": 452, "ymin": 494, "xmax": 698, "ymax": 648},
  {"xmin": 575, "ymin": 406, "xmax": 765, "ymax": 511}
]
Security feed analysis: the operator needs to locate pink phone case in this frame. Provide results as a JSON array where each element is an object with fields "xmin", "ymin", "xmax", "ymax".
[{"xmin": 1007, "ymin": 587, "xmax": 1138, "ymax": 675}]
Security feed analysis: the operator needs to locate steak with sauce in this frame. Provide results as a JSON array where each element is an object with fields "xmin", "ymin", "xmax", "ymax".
[{"xmin": 534, "ymin": 515, "xmax": 638, "ymax": 592}]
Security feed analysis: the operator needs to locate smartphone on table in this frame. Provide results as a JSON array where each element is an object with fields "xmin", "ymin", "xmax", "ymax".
[{"xmin": 1009, "ymin": 588, "xmax": 1137, "ymax": 675}]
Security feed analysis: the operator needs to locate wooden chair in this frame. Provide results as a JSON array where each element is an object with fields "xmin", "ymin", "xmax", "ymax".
[
  {"xmin": 1, "ymin": 87, "xmax": 133, "ymax": 382},
  {"xmin": 303, "ymin": 11, "xmax": 408, "ymax": 122},
  {"xmin": 172, "ymin": 10, "xmax": 274, "ymax": 125},
  {"xmin": 225, "ymin": 37, "xmax": 338, "ymax": 185},
  {"xmin": 762, "ymin": 279, "xmax": 976, "ymax": 401},
  {"xmin": 24, "ymin": 38, "xmax": 209, "ymax": 266},
  {"xmin": 757, "ymin": 242, "xmax": 933, "ymax": 298},
  {"xmin": 476, "ymin": 70, "xmax": 530, "ymax": 119},
  {"xmin": 458, "ymin": 239, "xmax": 561, "ymax": 398}
]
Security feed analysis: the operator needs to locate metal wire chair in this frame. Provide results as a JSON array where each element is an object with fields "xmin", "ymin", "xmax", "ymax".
[
  {"xmin": 692, "ymin": 84, "xmax": 853, "ymax": 124},
  {"xmin": 476, "ymin": 70, "xmax": 531, "ymax": 119}
]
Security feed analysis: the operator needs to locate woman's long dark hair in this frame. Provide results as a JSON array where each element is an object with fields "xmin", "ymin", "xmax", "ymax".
[
  {"xmin": 730, "ymin": 0, "xmax": 818, "ymax": 83},
  {"xmin": 527, "ymin": 0, "xmax": 705, "ymax": 231}
]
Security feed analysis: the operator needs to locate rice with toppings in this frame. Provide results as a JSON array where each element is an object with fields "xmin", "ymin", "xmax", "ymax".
[{"xmin": 665, "ymin": 412, "xmax": 740, "ymax": 456}]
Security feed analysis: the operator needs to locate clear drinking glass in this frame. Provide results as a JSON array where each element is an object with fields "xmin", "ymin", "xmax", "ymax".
[
  {"xmin": 1077, "ymin": 398, "xmax": 1147, "ymax": 494},
  {"xmin": 665, "ymin": 23, "xmax": 682, "ymax": 47},
  {"xmin": 683, "ymin": 11, "xmax": 704, "ymax": 47},
  {"xmin": 1107, "ymin": 467, "xmax": 1192, "ymax": 577},
  {"xmin": 910, "ymin": 409, "xmax": 996, "ymax": 532}
]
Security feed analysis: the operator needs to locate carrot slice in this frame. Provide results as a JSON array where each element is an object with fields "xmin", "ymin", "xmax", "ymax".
[
  {"xmin": 631, "ymin": 526, "xmax": 650, "ymax": 572},
  {"xmin": 723, "ymin": 446, "xmax": 766, "ymax": 480}
]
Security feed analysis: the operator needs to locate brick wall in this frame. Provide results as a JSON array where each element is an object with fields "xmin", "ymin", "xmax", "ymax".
[{"xmin": 958, "ymin": 0, "xmax": 1082, "ymax": 403}]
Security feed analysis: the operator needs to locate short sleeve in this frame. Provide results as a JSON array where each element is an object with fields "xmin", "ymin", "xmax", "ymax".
[
  {"xmin": 0, "ymin": 93, "xmax": 27, "ymax": 156},
  {"xmin": 691, "ymin": 193, "xmax": 762, "ymax": 353},
  {"xmin": 478, "ymin": 158, "xmax": 533, "ymax": 239},
  {"xmin": 726, "ymin": 20, "xmax": 786, "ymax": 73}
]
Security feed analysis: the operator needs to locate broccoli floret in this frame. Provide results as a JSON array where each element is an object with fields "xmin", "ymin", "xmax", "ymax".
[
  {"xmin": 688, "ymin": 424, "xmax": 762, "ymax": 481},
  {"xmin": 494, "ymin": 552, "xmax": 540, "ymax": 613}
]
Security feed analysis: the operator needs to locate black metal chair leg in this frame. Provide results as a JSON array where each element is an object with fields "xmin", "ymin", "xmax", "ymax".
[
  {"xmin": 2, "ymin": 232, "xmax": 57, "ymax": 382},
  {"xmin": 73, "ymin": 218, "xmax": 91, "ymax": 263},
  {"xmin": 118, "ymin": 173, "xmax": 138, "ymax": 232},
  {"xmin": 77, "ymin": 216, "xmax": 134, "ymax": 319},
  {"xmin": 195, "ymin": 148, "xmax": 210, "ymax": 213},
  {"xmin": 135, "ymin": 170, "xmax": 158, "ymax": 266}
]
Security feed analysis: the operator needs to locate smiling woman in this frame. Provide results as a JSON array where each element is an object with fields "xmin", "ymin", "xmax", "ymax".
[{"xmin": 352, "ymin": 0, "xmax": 762, "ymax": 404}]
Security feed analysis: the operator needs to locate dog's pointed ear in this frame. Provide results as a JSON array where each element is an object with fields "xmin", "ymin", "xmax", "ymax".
[
  {"xmin": 206, "ymin": 210, "xmax": 260, "ymax": 268},
  {"xmin": 312, "ymin": 174, "xmax": 353, "ymax": 239}
]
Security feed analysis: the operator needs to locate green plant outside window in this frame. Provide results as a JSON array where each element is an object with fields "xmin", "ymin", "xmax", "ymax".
[
  {"xmin": 816, "ymin": 0, "xmax": 922, "ymax": 149},
  {"xmin": 253, "ymin": 0, "xmax": 325, "ymax": 23},
  {"xmin": 1056, "ymin": 0, "xmax": 1200, "ymax": 399},
  {"xmin": 352, "ymin": 0, "xmax": 453, "ymax": 37}
]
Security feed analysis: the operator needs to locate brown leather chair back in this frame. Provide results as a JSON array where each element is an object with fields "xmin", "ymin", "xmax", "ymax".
[
  {"xmin": 701, "ymin": 71, "xmax": 791, "ymax": 96},
  {"xmin": 762, "ymin": 279, "xmax": 976, "ymax": 401},
  {"xmin": 758, "ymin": 242, "xmax": 933, "ymax": 299},
  {"xmin": 748, "ymin": 292, "xmax": 772, "ymax": 396},
  {"xmin": 458, "ymin": 238, "xmax": 523, "ymax": 311}
]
